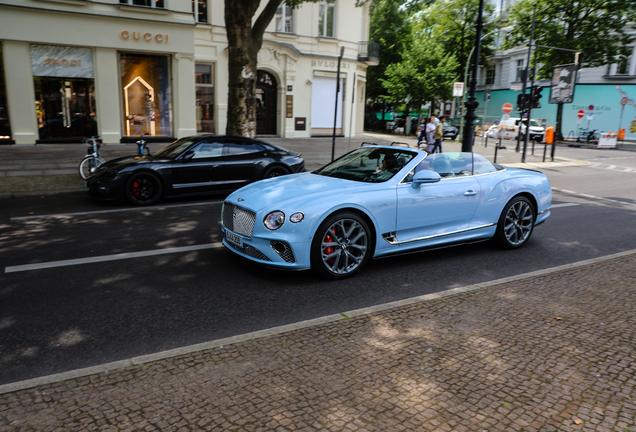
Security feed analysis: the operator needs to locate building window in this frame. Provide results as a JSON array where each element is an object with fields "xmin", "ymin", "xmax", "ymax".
[
  {"xmin": 119, "ymin": 0, "xmax": 164, "ymax": 8},
  {"xmin": 120, "ymin": 53, "xmax": 172, "ymax": 137},
  {"xmin": 195, "ymin": 63, "xmax": 215, "ymax": 134},
  {"xmin": 193, "ymin": 0, "xmax": 207, "ymax": 23},
  {"xmin": 276, "ymin": 3, "xmax": 293, "ymax": 33},
  {"xmin": 486, "ymin": 66, "xmax": 496, "ymax": 85},
  {"xmin": 318, "ymin": 0, "xmax": 335, "ymax": 37},
  {"xmin": 516, "ymin": 59, "xmax": 525, "ymax": 82},
  {"xmin": 616, "ymin": 55, "xmax": 630, "ymax": 75}
]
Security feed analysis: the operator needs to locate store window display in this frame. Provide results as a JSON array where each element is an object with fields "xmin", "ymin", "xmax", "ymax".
[{"xmin": 120, "ymin": 53, "xmax": 172, "ymax": 137}]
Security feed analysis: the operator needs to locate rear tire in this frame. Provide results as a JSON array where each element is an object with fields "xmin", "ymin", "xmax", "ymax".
[
  {"xmin": 310, "ymin": 212, "xmax": 372, "ymax": 279},
  {"xmin": 125, "ymin": 172, "xmax": 163, "ymax": 206},
  {"xmin": 494, "ymin": 196, "xmax": 535, "ymax": 249},
  {"xmin": 79, "ymin": 156, "xmax": 106, "ymax": 179}
]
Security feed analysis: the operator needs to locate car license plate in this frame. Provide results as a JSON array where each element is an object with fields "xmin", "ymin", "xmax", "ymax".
[{"xmin": 226, "ymin": 230, "xmax": 243, "ymax": 247}]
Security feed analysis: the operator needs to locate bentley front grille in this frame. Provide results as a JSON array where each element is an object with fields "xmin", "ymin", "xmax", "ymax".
[
  {"xmin": 226, "ymin": 241, "xmax": 271, "ymax": 262},
  {"xmin": 222, "ymin": 202, "xmax": 256, "ymax": 238}
]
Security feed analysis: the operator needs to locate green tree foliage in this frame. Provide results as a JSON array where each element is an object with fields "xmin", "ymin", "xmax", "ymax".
[
  {"xmin": 414, "ymin": 0, "xmax": 496, "ymax": 79},
  {"xmin": 366, "ymin": 0, "xmax": 412, "ymax": 103},
  {"xmin": 382, "ymin": 41, "xmax": 459, "ymax": 113},
  {"xmin": 503, "ymin": 0, "xmax": 636, "ymax": 78}
]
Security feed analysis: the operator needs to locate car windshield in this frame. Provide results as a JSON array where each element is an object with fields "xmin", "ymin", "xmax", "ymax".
[
  {"xmin": 153, "ymin": 138, "xmax": 197, "ymax": 158},
  {"xmin": 313, "ymin": 147, "xmax": 416, "ymax": 183}
]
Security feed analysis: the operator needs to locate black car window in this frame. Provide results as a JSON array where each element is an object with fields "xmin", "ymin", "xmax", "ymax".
[
  {"xmin": 190, "ymin": 142, "xmax": 224, "ymax": 159},
  {"xmin": 153, "ymin": 138, "xmax": 196, "ymax": 158},
  {"xmin": 227, "ymin": 141, "xmax": 265, "ymax": 156}
]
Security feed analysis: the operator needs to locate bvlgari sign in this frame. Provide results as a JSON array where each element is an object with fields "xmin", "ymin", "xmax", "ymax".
[{"xmin": 30, "ymin": 45, "xmax": 94, "ymax": 79}]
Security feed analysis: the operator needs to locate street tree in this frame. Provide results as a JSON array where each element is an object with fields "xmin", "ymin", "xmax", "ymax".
[
  {"xmin": 366, "ymin": 0, "xmax": 412, "ymax": 106},
  {"xmin": 382, "ymin": 41, "xmax": 459, "ymax": 118},
  {"xmin": 503, "ymin": 0, "xmax": 636, "ymax": 138}
]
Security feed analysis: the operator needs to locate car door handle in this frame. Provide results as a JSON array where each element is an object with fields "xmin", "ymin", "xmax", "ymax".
[{"xmin": 464, "ymin": 190, "xmax": 477, "ymax": 196}]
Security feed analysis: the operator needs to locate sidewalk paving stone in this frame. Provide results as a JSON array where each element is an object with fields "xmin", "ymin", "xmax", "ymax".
[{"xmin": 0, "ymin": 253, "xmax": 635, "ymax": 431}]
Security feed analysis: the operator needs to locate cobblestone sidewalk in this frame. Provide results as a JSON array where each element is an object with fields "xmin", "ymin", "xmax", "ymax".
[{"xmin": 1, "ymin": 253, "xmax": 635, "ymax": 432}]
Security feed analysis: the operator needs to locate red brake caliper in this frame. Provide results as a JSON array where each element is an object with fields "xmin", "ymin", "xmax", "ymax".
[
  {"xmin": 324, "ymin": 229, "xmax": 336, "ymax": 264},
  {"xmin": 132, "ymin": 180, "xmax": 140, "ymax": 197}
]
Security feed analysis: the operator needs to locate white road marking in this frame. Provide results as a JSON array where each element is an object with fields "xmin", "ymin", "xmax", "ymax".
[
  {"xmin": 551, "ymin": 203, "xmax": 579, "ymax": 208},
  {"xmin": 607, "ymin": 165, "xmax": 616, "ymax": 170},
  {"xmin": 5, "ymin": 243, "xmax": 225, "ymax": 274},
  {"xmin": 552, "ymin": 187, "xmax": 636, "ymax": 207},
  {"xmin": 10, "ymin": 200, "xmax": 223, "ymax": 221}
]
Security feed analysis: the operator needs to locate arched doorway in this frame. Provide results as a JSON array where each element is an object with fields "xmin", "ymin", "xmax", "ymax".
[{"xmin": 256, "ymin": 70, "xmax": 277, "ymax": 135}]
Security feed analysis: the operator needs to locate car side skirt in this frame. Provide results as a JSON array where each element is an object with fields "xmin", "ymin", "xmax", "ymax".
[{"xmin": 382, "ymin": 222, "xmax": 497, "ymax": 246}]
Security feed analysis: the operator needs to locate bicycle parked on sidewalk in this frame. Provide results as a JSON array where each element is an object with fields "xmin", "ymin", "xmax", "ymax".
[
  {"xmin": 136, "ymin": 133, "xmax": 150, "ymax": 156},
  {"xmin": 78, "ymin": 136, "xmax": 105, "ymax": 180}
]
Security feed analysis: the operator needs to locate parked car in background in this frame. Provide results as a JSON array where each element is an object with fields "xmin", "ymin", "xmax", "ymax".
[
  {"xmin": 496, "ymin": 118, "xmax": 545, "ymax": 141},
  {"xmin": 86, "ymin": 135, "xmax": 305, "ymax": 206},
  {"xmin": 442, "ymin": 121, "xmax": 458, "ymax": 140},
  {"xmin": 221, "ymin": 146, "xmax": 552, "ymax": 279}
]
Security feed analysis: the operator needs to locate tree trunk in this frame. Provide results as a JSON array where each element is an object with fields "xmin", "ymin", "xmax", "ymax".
[{"xmin": 225, "ymin": 0, "xmax": 259, "ymax": 138}]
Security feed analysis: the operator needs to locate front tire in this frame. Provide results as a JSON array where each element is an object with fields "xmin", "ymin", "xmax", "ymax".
[
  {"xmin": 263, "ymin": 166, "xmax": 290, "ymax": 179},
  {"xmin": 310, "ymin": 212, "xmax": 372, "ymax": 279},
  {"xmin": 79, "ymin": 157, "xmax": 106, "ymax": 179},
  {"xmin": 125, "ymin": 172, "xmax": 163, "ymax": 206},
  {"xmin": 495, "ymin": 196, "xmax": 535, "ymax": 249}
]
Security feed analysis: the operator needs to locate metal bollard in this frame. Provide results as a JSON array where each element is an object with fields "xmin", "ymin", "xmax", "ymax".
[
  {"xmin": 494, "ymin": 137, "xmax": 502, "ymax": 163},
  {"xmin": 485, "ymin": 135, "xmax": 488, "ymax": 148},
  {"xmin": 542, "ymin": 142, "xmax": 548, "ymax": 162}
]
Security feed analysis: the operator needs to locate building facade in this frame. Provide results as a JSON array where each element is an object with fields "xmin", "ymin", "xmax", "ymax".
[
  {"xmin": 0, "ymin": 0, "xmax": 376, "ymax": 145},
  {"xmin": 474, "ymin": 2, "xmax": 636, "ymax": 140}
]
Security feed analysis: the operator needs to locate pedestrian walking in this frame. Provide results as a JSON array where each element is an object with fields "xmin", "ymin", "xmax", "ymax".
[
  {"xmin": 433, "ymin": 115, "xmax": 445, "ymax": 153},
  {"xmin": 425, "ymin": 117, "xmax": 436, "ymax": 154},
  {"xmin": 416, "ymin": 118, "xmax": 426, "ymax": 147}
]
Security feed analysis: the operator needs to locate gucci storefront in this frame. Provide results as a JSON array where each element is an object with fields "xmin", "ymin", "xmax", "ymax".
[{"xmin": 0, "ymin": 4, "xmax": 196, "ymax": 145}]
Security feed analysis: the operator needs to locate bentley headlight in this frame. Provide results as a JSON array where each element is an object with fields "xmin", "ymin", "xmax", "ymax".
[
  {"xmin": 290, "ymin": 212, "xmax": 304, "ymax": 223},
  {"xmin": 264, "ymin": 211, "xmax": 285, "ymax": 230}
]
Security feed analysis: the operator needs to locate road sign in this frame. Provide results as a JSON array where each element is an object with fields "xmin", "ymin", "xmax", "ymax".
[
  {"xmin": 502, "ymin": 102, "xmax": 513, "ymax": 114},
  {"xmin": 587, "ymin": 113, "xmax": 594, "ymax": 121},
  {"xmin": 621, "ymin": 97, "xmax": 628, "ymax": 106},
  {"xmin": 453, "ymin": 82, "xmax": 464, "ymax": 97},
  {"xmin": 577, "ymin": 109, "xmax": 585, "ymax": 119},
  {"xmin": 588, "ymin": 105, "xmax": 594, "ymax": 112}
]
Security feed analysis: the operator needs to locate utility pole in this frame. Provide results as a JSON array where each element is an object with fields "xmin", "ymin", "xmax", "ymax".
[
  {"xmin": 516, "ymin": 3, "xmax": 537, "ymax": 155},
  {"xmin": 331, "ymin": 46, "xmax": 345, "ymax": 162},
  {"xmin": 461, "ymin": 0, "xmax": 485, "ymax": 152}
]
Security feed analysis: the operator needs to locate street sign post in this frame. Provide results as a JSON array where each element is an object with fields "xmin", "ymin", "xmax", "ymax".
[{"xmin": 453, "ymin": 82, "xmax": 464, "ymax": 97}]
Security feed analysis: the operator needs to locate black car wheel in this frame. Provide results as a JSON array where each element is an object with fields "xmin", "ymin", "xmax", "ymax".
[
  {"xmin": 263, "ymin": 166, "xmax": 290, "ymax": 179},
  {"xmin": 310, "ymin": 211, "xmax": 372, "ymax": 279},
  {"xmin": 125, "ymin": 172, "xmax": 163, "ymax": 206},
  {"xmin": 494, "ymin": 196, "xmax": 535, "ymax": 249}
]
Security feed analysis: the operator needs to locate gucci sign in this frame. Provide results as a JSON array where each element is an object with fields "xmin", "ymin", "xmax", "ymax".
[{"xmin": 121, "ymin": 31, "xmax": 169, "ymax": 43}]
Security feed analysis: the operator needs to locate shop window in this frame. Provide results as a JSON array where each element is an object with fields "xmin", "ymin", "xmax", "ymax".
[
  {"xmin": 0, "ymin": 44, "xmax": 11, "ymax": 140},
  {"xmin": 119, "ymin": 0, "xmax": 164, "ymax": 8},
  {"xmin": 30, "ymin": 44, "xmax": 97, "ymax": 142},
  {"xmin": 276, "ymin": 3, "xmax": 293, "ymax": 33},
  {"xmin": 318, "ymin": 0, "xmax": 335, "ymax": 37},
  {"xmin": 120, "ymin": 53, "xmax": 172, "ymax": 137},
  {"xmin": 193, "ymin": 0, "xmax": 208, "ymax": 23},
  {"xmin": 195, "ymin": 63, "xmax": 215, "ymax": 134}
]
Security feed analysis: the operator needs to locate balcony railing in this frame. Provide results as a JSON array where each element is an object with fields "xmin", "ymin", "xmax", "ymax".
[{"xmin": 358, "ymin": 41, "xmax": 379, "ymax": 66}]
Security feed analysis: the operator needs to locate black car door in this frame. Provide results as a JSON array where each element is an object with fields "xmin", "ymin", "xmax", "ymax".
[
  {"xmin": 222, "ymin": 139, "xmax": 269, "ymax": 189},
  {"xmin": 170, "ymin": 140, "xmax": 226, "ymax": 194}
]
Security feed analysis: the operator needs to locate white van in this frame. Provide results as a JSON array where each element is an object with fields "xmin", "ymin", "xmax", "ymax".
[{"xmin": 491, "ymin": 118, "xmax": 545, "ymax": 142}]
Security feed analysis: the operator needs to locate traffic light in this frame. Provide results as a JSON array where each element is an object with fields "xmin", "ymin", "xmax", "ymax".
[
  {"xmin": 531, "ymin": 86, "xmax": 542, "ymax": 108},
  {"xmin": 516, "ymin": 93, "xmax": 529, "ymax": 111}
]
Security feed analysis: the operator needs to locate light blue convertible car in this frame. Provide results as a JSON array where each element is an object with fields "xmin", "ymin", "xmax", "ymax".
[{"xmin": 221, "ymin": 146, "xmax": 551, "ymax": 278}]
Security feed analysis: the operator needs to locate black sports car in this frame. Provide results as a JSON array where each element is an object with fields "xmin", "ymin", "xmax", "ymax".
[{"xmin": 86, "ymin": 135, "xmax": 305, "ymax": 205}]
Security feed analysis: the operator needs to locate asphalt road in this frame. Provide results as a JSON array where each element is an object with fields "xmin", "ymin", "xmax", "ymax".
[{"xmin": 1, "ymin": 148, "xmax": 635, "ymax": 386}]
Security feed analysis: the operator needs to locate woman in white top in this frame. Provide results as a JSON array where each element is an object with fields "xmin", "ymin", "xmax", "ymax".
[{"xmin": 425, "ymin": 117, "xmax": 436, "ymax": 154}]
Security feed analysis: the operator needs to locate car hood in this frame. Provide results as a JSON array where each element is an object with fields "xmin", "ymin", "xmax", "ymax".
[
  {"xmin": 227, "ymin": 172, "xmax": 375, "ymax": 212},
  {"xmin": 98, "ymin": 155, "xmax": 170, "ymax": 170}
]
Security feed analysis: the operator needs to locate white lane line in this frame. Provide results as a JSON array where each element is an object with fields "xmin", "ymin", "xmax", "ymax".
[
  {"xmin": 5, "ymin": 243, "xmax": 224, "ymax": 274},
  {"xmin": 607, "ymin": 165, "xmax": 617, "ymax": 170},
  {"xmin": 551, "ymin": 203, "xmax": 579, "ymax": 208},
  {"xmin": 552, "ymin": 187, "xmax": 636, "ymax": 207},
  {"xmin": 10, "ymin": 200, "xmax": 223, "ymax": 221}
]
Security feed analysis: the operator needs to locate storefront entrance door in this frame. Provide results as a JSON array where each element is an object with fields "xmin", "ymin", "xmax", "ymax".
[
  {"xmin": 256, "ymin": 71, "xmax": 277, "ymax": 135},
  {"xmin": 35, "ymin": 77, "xmax": 97, "ymax": 142}
]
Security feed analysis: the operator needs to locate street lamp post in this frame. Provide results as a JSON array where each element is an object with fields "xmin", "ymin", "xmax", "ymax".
[
  {"xmin": 461, "ymin": 0, "xmax": 485, "ymax": 152},
  {"xmin": 331, "ymin": 46, "xmax": 345, "ymax": 162}
]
